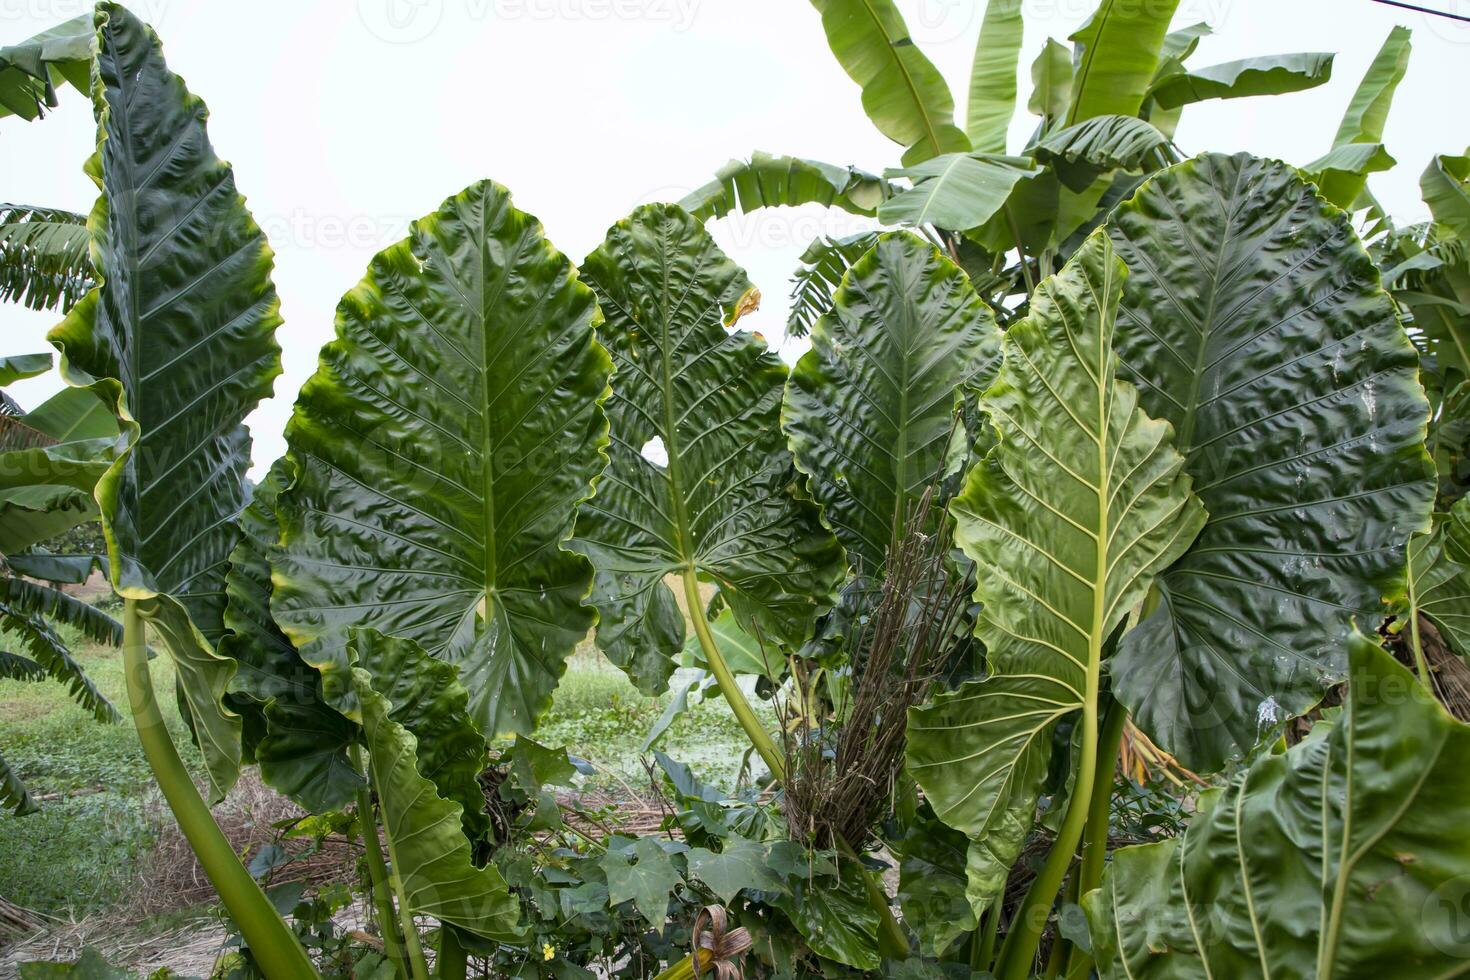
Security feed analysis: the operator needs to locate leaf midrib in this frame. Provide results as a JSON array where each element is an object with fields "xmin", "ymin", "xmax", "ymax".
[{"xmin": 853, "ymin": 0, "xmax": 946, "ymax": 158}]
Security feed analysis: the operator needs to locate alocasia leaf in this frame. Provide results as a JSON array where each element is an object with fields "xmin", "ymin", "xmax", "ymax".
[
  {"xmin": 893, "ymin": 806, "xmax": 977, "ymax": 957},
  {"xmin": 354, "ymin": 645, "xmax": 521, "ymax": 943},
  {"xmin": 271, "ymin": 179, "xmax": 611, "ymax": 736},
  {"xmin": 571, "ymin": 204, "xmax": 843, "ymax": 694},
  {"xmin": 784, "ymin": 231, "xmax": 1002, "ymax": 573},
  {"xmin": 350, "ymin": 629, "xmax": 490, "ymax": 843},
  {"xmin": 46, "ymin": 3, "xmax": 284, "ymax": 799},
  {"xmin": 221, "ymin": 460, "xmax": 359, "ymax": 812},
  {"xmin": 906, "ymin": 232, "xmax": 1205, "ymax": 915},
  {"xmin": 1105, "ymin": 153, "xmax": 1435, "ymax": 771},
  {"xmin": 1087, "ymin": 632, "xmax": 1470, "ymax": 978},
  {"xmin": 1402, "ymin": 495, "xmax": 1470, "ymax": 665}
]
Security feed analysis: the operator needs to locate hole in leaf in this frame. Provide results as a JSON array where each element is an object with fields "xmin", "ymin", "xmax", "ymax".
[{"xmin": 640, "ymin": 435, "xmax": 668, "ymax": 468}]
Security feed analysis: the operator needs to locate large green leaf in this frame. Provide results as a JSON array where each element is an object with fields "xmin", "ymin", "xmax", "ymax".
[
  {"xmin": 1066, "ymin": 0, "xmax": 1182, "ymax": 125},
  {"xmin": 1087, "ymin": 634, "xmax": 1470, "ymax": 978},
  {"xmin": 1027, "ymin": 38, "xmax": 1072, "ymax": 125},
  {"xmin": 0, "ymin": 387, "xmax": 117, "ymax": 554},
  {"xmin": 349, "ymin": 629, "xmax": 490, "ymax": 844},
  {"xmin": 1423, "ymin": 151, "xmax": 1470, "ymax": 242},
  {"xmin": 877, "ymin": 153, "xmax": 1041, "ymax": 231},
  {"xmin": 570, "ymin": 204, "xmax": 843, "ymax": 693},
  {"xmin": 807, "ymin": 0, "xmax": 968, "ymax": 164},
  {"xmin": 965, "ymin": 0, "xmax": 1023, "ymax": 153},
  {"xmin": 1105, "ymin": 153, "xmax": 1435, "ymax": 771},
  {"xmin": 907, "ymin": 232, "xmax": 1205, "ymax": 914},
  {"xmin": 1032, "ymin": 115, "xmax": 1173, "ymax": 192},
  {"xmin": 354, "ymin": 649, "xmax": 521, "ymax": 943},
  {"xmin": 22, "ymin": 386, "xmax": 116, "ymax": 443},
  {"xmin": 784, "ymin": 232, "xmax": 1002, "ymax": 573},
  {"xmin": 1317, "ymin": 26, "xmax": 1411, "ymax": 209},
  {"xmin": 0, "ymin": 353, "xmax": 51, "ymax": 386},
  {"xmin": 271, "ymin": 179, "xmax": 610, "ymax": 737},
  {"xmin": 680, "ymin": 153, "xmax": 888, "ymax": 222},
  {"xmin": 0, "ymin": 14, "xmax": 90, "ymax": 121},
  {"xmin": 893, "ymin": 806, "xmax": 977, "ymax": 957},
  {"xmin": 1402, "ymin": 495, "xmax": 1470, "ymax": 663},
  {"xmin": 1147, "ymin": 52, "xmax": 1334, "ymax": 110},
  {"xmin": 0, "ymin": 204, "xmax": 93, "ymax": 312},
  {"xmin": 221, "ymin": 461, "xmax": 358, "ymax": 811},
  {"xmin": 44, "ymin": 4, "xmax": 282, "ymax": 798},
  {"xmin": 49, "ymin": 3, "xmax": 282, "ymax": 637},
  {"xmin": 686, "ymin": 833, "xmax": 787, "ymax": 904}
]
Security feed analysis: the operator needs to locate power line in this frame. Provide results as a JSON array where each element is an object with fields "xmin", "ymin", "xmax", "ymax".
[{"xmin": 1369, "ymin": 0, "xmax": 1470, "ymax": 23}]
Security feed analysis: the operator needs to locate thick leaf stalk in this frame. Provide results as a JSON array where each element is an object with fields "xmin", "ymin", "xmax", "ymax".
[{"xmin": 122, "ymin": 601, "xmax": 317, "ymax": 980}]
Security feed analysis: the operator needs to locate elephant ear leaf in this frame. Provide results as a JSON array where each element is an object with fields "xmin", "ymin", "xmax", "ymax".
[
  {"xmin": 46, "ymin": 2, "xmax": 285, "ymax": 800},
  {"xmin": 222, "ymin": 460, "xmax": 359, "ymax": 813},
  {"xmin": 784, "ymin": 231, "xmax": 1002, "ymax": 574},
  {"xmin": 1086, "ymin": 632, "xmax": 1470, "ymax": 978},
  {"xmin": 353, "ymin": 635, "xmax": 521, "ymax": 944},
  {"xmin": 1105, "ymin": 152, "xmax": 1434, "ymax": 772},
  {"xmin": 271, "ymin": 179, "xmax": 610, "ymax": 737},
  {"xmin": 1400, "ymin": 494, "xmax": 1470, "ymax": 667},
  {"xmin": 906, "ymin": 232, "xmax": 1204, "ymax": 916},
  {"xmin": 571, "ymin": 204, "xmax": 843, "ymax": 693}
]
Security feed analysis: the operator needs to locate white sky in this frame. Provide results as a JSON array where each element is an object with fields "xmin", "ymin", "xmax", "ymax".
[{"xmin": 3, "ymin": 0, "xmax": 1468, "ymax": 477}]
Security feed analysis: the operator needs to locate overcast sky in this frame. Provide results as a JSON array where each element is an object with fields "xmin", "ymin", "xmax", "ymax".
[{"xmin": 3, "ymin": 0, "xmax": 1468, "ymax": 476}]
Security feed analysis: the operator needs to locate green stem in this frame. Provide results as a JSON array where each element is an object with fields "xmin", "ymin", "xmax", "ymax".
[
  {"xmin": 360, "ymin": 736, "xmax": 431, "ymax": 980},
  {"xmin": 353, "ymin": 751, "xmax": 410, "ymax": 979},
  {"xmin": 437, "ymin": 927, "xmax": 467, "ymax": 980},
  {"xmin": 122, "ymin": 600, "xmax": 317, "ymax": 980},
  {"xmin": 996, "ymin": 702, "xmax": 1099, "ymax": 980},
  {"xmin": 682, "ymin": 570, "xmax": 908, "ymax": 959},
  {"xmin": 835, "ymin": 833, "xmax": 911, "ymax": 960},
  {"xmin": 1078, "ymin": 701, "xmax": 1126, "ymax": 896},
  {"xmin": 681, "ymin": 569, "xmax": 784, "ymax": 779},
  {"xmin": 974, "ymin": 900, "xmax": 1001, "ymax": 973},
  {"xmin": 1409, "ymin": 610, "xmax": 1434, "ymax": 691},
  {"xmin": 1063, "ymin": 701, "xmax": 1127, "ymax": 980},
  {"xmin": 651, "ymin": 950, "xmax": 713, "ymax": 980}
]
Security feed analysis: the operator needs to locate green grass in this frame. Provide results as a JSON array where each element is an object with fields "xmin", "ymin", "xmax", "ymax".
[
  {"xmin": 0, "ymin": 627, "xmax": 770, "ymax": 920},
  {"xmin": 534, "ymin": 650, "xmax": 775, "ymax": 791},
  {"xmin": 0, "ymin": 622, "xmax": 198, "ymax": 917}
]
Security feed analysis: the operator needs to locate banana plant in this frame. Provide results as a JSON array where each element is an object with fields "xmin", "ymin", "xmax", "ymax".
[
  {"xmin": 683, "ymin": 0, "xmax": 1336, "ymax": 335},
  {"xmin": 0, "ymin": 13, "xmax": 90, "ymax": 121},
  {"xmin": 0, "ymin": 366, "xmax": 122, "ymax": 815}
]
